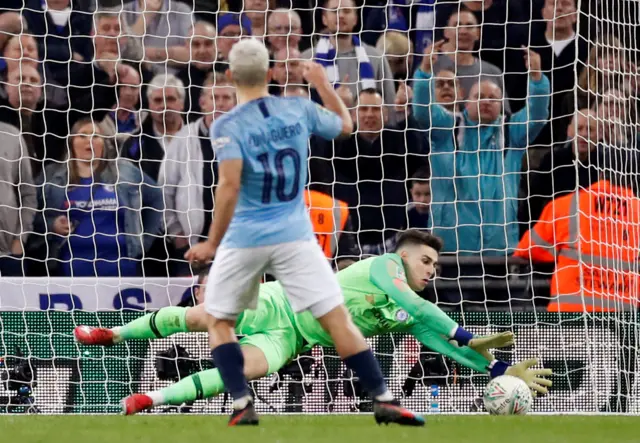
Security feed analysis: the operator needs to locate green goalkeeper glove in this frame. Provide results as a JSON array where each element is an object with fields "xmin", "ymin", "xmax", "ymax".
[
  {"xmin": 468, "ymin": 331, "xmax": 515, "ymax": 361},
  {"xmin": 505, "ymin": 358, "xmax": 553, "ymax": 396}
]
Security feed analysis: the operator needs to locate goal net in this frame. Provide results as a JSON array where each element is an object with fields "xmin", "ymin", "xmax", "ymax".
[{"xmin": 0, "ymin": 0, "xmax": 638, "ymax": 414}]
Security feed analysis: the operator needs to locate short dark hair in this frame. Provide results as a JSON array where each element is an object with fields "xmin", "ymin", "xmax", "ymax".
[
  {"xmin": 359, "ymin": 88, "xmax": 382, "ymax": 98},
  {"xmin": 394, "ymin": 229, "xmax": 443, "ymax": 253},
  {"xmin": 410, "ymin": 167, "xmax": 430, "ymax": 188}
]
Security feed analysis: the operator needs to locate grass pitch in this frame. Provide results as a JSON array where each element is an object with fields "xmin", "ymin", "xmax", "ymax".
[{"xmin": 3, "ymin": 415, "xmax": 638, "ymax": 443}]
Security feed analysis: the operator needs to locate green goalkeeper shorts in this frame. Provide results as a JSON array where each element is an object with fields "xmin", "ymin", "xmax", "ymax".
[{"xmin": 235, "ymin": 282, "xmax": 305, "ymax": 374}]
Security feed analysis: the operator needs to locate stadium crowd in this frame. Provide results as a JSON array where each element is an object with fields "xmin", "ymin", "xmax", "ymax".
[{"xmin": 0, "ymin": 0, "xmax": 638, "ymax": 311}]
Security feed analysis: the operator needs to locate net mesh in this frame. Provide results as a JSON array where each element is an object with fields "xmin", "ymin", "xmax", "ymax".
[{"xmin": 0, "ymin": 0, "xmax": 638, "ymax": 414}]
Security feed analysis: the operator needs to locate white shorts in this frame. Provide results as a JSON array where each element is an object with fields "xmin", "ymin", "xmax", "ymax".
[{"xmin": 203, "ymin": 240, "xmax": 343, "ymax": 320}]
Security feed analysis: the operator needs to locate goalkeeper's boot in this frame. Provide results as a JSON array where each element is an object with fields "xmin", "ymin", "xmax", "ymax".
[
  {"xmin": 73, "ymin": 326, "xmax": 115, "ymax": 346},
  {"xmin": 373, "ymin": 400, "xmax": 425, "ymax": 427},
  {"xmin": 228, "ymin": 401, "xmax": 259, "ymax": 426},
  {"xmin": 121, "ymin": 394, "xmax": 153, "ymax": 415}
]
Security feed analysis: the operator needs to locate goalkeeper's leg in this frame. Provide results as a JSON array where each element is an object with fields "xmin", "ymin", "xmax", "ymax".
[
  {"xmin": 122, "ymin": 344, "xmax": 269, "ymax": 415},
  {"xmin": 74, "ymin": 305, "xmax": 209, "ymax": 346}
]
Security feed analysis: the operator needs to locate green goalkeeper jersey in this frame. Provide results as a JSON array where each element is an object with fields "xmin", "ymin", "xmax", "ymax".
[
  {"xmin": 234, "ymin": 253, "xmax": 489, "ymax": 373},
  {"xmin": 294, "ymin": 254, "xmax": 461, "ymax": 351}
]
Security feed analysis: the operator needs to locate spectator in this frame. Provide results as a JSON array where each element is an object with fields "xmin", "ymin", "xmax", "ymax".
[
  {"xmin": 375, "ymin": 31, "xmax": 414, "ymax": 84},
  {"xmin": 30, "ymin": 118, "xmax": 163, "ymax": 277},
  {"xmin": 266, "ymin": 8, "xmax": 302, "ymax": 54},
  {"xmin": 123, "ymin": 0, "xmax": 193, "ymax": 72},
  {"xmin": 304, "ymin": 189, "xmax": 359, "ymax": 271},
  {"xmin": 434, "ymin": 0, "xmax": 530, "ymax": 103},
  {"xmin": 414, "ymin": 41, "xmax": 550, "ymax": 255},
  {"xmin": 521, "ymin": 108, "xmax": 601, "ymax": 227},
  {"xmin": 362, "ymin": 0, "xmax": 436, "ymax": 55},
  {"xmin": 0, "ymin": 66, "xmax": 37, "ymax": 276},
  {"xmin": 595, "ymin": 89, "xmax": 635, "ymax": 148},
  {"xmin": 121, "ymin": 74, "xmax": 185, "ymax": 182},
  {"xmin": 2, "ymin": 33, "xmax": 68, "ymax": 108},
  {"xmin": 176, "ymin": 21, "xmax": 217, "ymax": 122},
  {"xmin": 160, "ymin": 72, "xmax": 236, "ymax": 275},
  {"xmin": 431, "ymin": 69, "xmax": 464, "ymax": 112},
  {"xmin": 0, "ymin": 12, "xmax": 25, "ymax": 52},
  {"xmin": 215, "ymin": 13, "xmax": 252, "ymax": 70},
  {"xmin": 243, "ymin": 0, "xmax": 272, "ymax": 39},
  {"xmin": 407, "ymin": 168, "xmax": 432, "ymax": 230},
  {"xmin": 87, "ymin": 7, "xmax": 144, "ymax": 68},
  {"xmin": 2, "ymin": 33, "xmax": 39, "ymax": 73},
  {"xmin": 563, "ymin": 34, "xmax": 624, "ymax": 115},
  {"xmin": 0, "ymin": 64, "xmax": 44, "ymax": 175},
  {"xmin": 434, "ymin": 10, "xmax": 509, "ymax": 112},
  {"xmin": 530, "ymin": 0, "xmax": 589, "ymax": 147},
  {"xmin": 100, "ymin": 66, "xmax": 146, "ymax": 149},
  {"xmin": 312, "ymin": 89, "xmax": 426, "ymax": 250},
  {"xmin": 19, "ymin": 0, "xmax": 92, "ymax": 85},
  {"xmin": 0, "ymin": 55, "xmax": 136, "ymax": 176},
  {"xmin": 515, "ymin": 161, "xmax": 640, "ymax": 312},
  {"xmin": 303, "ymin": 0, "xmax": 396, "ymax": 110},
  {"xmin": 269, "ymin": 47, "xmax": 305, "ymax": 95}
]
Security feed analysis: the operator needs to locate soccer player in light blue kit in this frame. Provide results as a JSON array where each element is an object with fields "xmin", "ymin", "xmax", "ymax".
[{"xmin": 184, "ymin": 39, "xmax": 424, "ymax": 426}]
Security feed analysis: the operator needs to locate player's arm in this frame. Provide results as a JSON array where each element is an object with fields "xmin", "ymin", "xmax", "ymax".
[
  {"xmin": 369, "ymin": 254, "xmax": 470, "ymax": 342},
  {"xmin": 370, "ymin": 254, "xmax": 515, "ymax": 350},
  {"xmin": 303, "ymin": 62, "xmax": 353, "ymax": 136},
  {"xmin": 408, "ymin": 325, "xmax": 552, "ymax": 394}
]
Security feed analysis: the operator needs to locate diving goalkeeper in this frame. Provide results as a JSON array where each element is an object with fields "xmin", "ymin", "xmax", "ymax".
[{"xmin": 74, "ymin": 230, "xmax": 552, "ymax": 414}]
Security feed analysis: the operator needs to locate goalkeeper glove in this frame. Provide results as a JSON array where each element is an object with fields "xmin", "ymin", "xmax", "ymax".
[
  {"xmin": 468, "ymin": 331, "xmax": 515, "ymax": 361},
  {"xmin": 491, "ymin": 358, "xmax": 553, "ymax": 396}
]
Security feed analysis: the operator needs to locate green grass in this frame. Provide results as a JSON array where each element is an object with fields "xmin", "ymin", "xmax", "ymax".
[{"xmin": 4, "ymin": 415, "xmax": 640, "ymax": 443}]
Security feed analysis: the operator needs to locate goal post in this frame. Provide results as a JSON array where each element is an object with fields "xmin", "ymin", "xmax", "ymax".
[{"xmin": 0, "ymin": 0, "xmax": 638, "ymax": 415}]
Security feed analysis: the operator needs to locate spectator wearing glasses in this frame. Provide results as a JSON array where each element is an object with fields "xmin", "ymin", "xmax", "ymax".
[{"xmin": 266, "ymin": 8, "xmax": 302, "ymax": 54}]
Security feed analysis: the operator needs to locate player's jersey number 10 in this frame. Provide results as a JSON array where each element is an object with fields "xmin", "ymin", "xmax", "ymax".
[{"xmin": 257, "ymin": 148, "xmax": 302, "ymax": 204}]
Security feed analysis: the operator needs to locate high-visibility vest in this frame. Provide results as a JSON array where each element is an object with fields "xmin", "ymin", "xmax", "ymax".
[
  {"xmin": 514, "ymin": 180, "xmax": 640, "ymax": 312},
  {"xmin": 304, "ymin": 189, "xmax": 350, "ymax": 259}
]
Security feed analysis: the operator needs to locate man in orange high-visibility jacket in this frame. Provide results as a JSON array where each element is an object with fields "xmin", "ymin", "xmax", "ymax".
[
  {"xmin": 514, "ymin": 179, "xmax": 640, "ymax": 312},
  {"xmin": 305, "ymin": 189, "xmax": 358, "ymax": 270}
]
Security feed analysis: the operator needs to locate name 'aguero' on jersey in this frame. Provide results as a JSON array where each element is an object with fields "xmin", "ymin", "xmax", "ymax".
[{"xmin": 210, "ymin": 96, "xmax": 343, "ymax": 248}]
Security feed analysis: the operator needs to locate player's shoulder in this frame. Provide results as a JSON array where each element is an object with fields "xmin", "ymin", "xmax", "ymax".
[{"xmin": 268, "ymin": 95, "xmax": 311, "ymax": 110}]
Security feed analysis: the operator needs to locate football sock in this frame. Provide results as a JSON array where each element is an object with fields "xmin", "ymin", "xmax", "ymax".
[
  {"xmin": 113, "ymin": 307, "xmax": 188, "ymax": 342},
  {"xmin": 211, "ymin": 343, "xmax": 251, "ymax": 408},
  {"xmin": 343, "ymin": 349, "xmax": 393, "ymax": 401},
  {"xmin": 150, "ymin": 368, "xmax": 225, "ymax": 406}
]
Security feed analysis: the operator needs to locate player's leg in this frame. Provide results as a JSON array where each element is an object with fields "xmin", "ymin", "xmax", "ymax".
[
  {"xmin": 73, "ymin": 305, "xmax": 210, "ymax": 346},
  {"xmin": 122, "ymin": 344, "xmax": 270, "ymax": 414},
  {"xmin": 122, "ymin": 328, "xmax": 299, "ymax": 415},
  {"xmin": 269, "ymin": 240, "xmax": 424, "ymax": 426},
  {"xmin": 203, "ymin": 246, "xmax": 269, "ymax": 425}
]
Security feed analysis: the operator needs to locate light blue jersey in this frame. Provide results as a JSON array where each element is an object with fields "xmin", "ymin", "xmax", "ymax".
[{"xmin": 211, "ymin": 96, "xmax": 343, "ymax": 248}]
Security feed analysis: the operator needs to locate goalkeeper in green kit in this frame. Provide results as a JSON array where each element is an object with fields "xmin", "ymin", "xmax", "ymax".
[{"xmin": 74, "ymin": 230, "xmax": 552, "ymax": 415}]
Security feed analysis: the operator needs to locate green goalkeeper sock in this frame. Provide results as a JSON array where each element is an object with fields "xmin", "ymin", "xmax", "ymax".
[
  {"xmin": 114, "ymin": 307, "xmax": 189, "ymax": 342},
  {"xmin": 149, "ymin": 369, "xmax": 225, "ymax": 406}
]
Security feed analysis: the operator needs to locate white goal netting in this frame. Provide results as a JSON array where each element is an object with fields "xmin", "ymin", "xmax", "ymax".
[{"xmin": 0, "ymin": 0, "xmax": 639, "ymax": 414}]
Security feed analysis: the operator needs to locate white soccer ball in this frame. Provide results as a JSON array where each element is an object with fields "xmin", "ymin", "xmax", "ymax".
[{"xmin": 482, "ymin": 375, "xmax": 533, "ymax": 415}]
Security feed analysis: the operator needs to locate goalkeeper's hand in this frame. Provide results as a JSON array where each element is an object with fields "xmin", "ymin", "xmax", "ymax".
[
  {"xmin": 468, "ymin": 331, "xmax": 515, "ymax": 361},
  {"xmin": 505, "ymin": 358, "xmax": 553, "ymax": 396}
]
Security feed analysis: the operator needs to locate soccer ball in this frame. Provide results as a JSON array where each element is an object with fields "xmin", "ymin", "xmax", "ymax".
[{"xmin": 482, "ymin": 375, "xmax": 533, "ymax": 415}]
